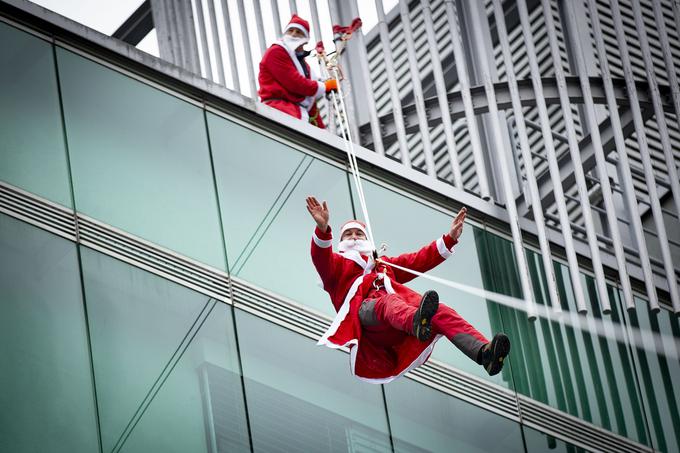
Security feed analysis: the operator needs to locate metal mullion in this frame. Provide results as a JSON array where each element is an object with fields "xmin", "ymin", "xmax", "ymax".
[
  {"xmin": 397, "ymin": 1, "xmax": 435, "ymax": 176},
  {"xmin": 609, "ymin": 0, "xmax": 676, "ymax": 312},
  {"xmin": 288, "ymin": 0, "xmax": 297, "ymax": 14},
  {"xmin": 308, "ymin": 0, "xmax": 322, "ymax": 47},
  {"xmin": 235, "ymin": 0, "xmax": 258, "ymax": 97},
  {"xmin": 539, "ymin": 0, "xmax": 610, "ymax": 313},
  {"xmin": 219, "ymin": 0, "xmax": 240, "ymax": 92},
  {"xmin": 252, "ymin": 0, "xmax": 267, "ymax": 57},
  {"xmin": 270, "ymin": 0, "xmax": 282, "ymax": 37},
  {"xmin": 193, "ymin": 0, "xmax": 213, "ymax": 80},
  {"xmin": 349, "ymin": 0, "xmax": 385, "ymax": 157},
  {"xmin": 516, "ymin": 0, "xmax": 589, "ymax": 314},
  {"xmin": 443, "ymin": 0, "xmax": 491, "ymax": 199},
  {"xmin": 206, "ymin": 0, "xmax": 226, "ymax": 84},
  {"xmin": 420, "ymin": 0, "xmax": 462, "ymax": 187},
  {"xmin": 564, "ymin": 0, "xmax": 635, "ymax": 314}
]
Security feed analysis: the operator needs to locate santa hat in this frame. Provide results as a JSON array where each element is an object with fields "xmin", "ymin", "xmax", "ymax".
[
  {"xmin": 340, "ymin": 220, "xmax": 367, "ymax": 237},
  {"xmin": 284, "ymin": 14, "xmax": 310, "ymax": 39}
]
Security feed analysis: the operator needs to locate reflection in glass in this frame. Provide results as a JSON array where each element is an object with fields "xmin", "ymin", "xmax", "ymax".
[
  {"xmin": 0, "ymin": 214, "xmax": 98, "ymax": 452},
  {"xmin": 623, "ymin": 299, "xmax": 680, "ymax": 453},
  {"xmin": 489, "ymin": 238, "xmax": 650, "ymax": 445},
  {"xmin": 235, "ymin": 310, "xmax": 392, "ymax": 452},
  {"xmin": 386, "ymin": 377, "xmax": 524, "ymax": 452},
  {"xmin": 208, "ymin": 113, "xmax": 354, "ymax": 315},
  {"xmin": 57, "ymin": 48, "xmax": 225, "ymax": 269},
  {"xmin": 0, "ymin": 22, "xmax": 72, "ymax": 207},
  {"xmin": 523, "ymin": 425, "xmax": 589, "ymax": 452},
  {"xmin": 80, "ymin": 248, "xmax": 248, "ymax": 453}
]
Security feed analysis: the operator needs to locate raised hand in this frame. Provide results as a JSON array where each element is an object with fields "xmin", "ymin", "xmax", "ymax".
[
  {"xmin": 306, "ymin": 196, "xmax": 329, "ymax": 232},
  {"xmin": 449, "ymin": 207, "xmax": 467, "ymax": 242}
]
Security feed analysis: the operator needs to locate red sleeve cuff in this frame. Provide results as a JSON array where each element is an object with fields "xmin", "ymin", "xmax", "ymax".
[
  {"xmin": 315, "ymin": 226, "xmax": 333, "ymax": 240},
  {"xmin": 442, "ymin": 233, "xmax": 458, "ymax": 249}
]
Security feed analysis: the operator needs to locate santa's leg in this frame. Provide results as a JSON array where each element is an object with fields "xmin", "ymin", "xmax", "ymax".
[
  {"xmin": 431, "ymin": 305, "xmax": 511, "ymax": 376},
  {"xmin": 361, "ymin": 292, "xmax": 439, "ymax": 340}
]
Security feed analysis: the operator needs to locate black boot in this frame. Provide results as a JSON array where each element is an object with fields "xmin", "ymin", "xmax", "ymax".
[
  {"xmin": 478, "ymin": 333, "xmax": 511, "ymax": 376},
  {"xmin": 413, "ymin": 290, "xmax": 439, "ymax": 341}
]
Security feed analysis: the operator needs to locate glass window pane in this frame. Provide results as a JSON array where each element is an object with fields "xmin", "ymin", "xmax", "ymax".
[
  {"xmin": 500, "ymin": 246, "xmax": 650, "ymax": 445},
  {"xmin": 523, "ymin": 425, "xmax": 589, "ymax": 452},
  {"xmin": 350, "ymin": 180, "xmax": 512, "ymax": 387},
  {"xmin": 385, "ymin": 377, "xmax": 524, "ymax": 453},
  {"xmin": 57, "ymin": 48, "xmax": 225, "ymax": 269},
  {"xmin": 80, "ymin": 248, "xmax": 249, "ymax": 453},
  {"xmin": 235, "ymin": 310, "xmax": 392, "ymax": 452},
  {"xmin": 208, "ymin": 113, "xmax": 354, "ymax": 315},
  {"xmin": 0, "ymin": 214, "xmax": 98, "ymax": 452},
  {"xmin": 0, "ymin": 23, "xmax": 72, "ymax": 207},
  {"xmin": 623, "ymin": 298, "xmax": 680, "ymax": 453}
]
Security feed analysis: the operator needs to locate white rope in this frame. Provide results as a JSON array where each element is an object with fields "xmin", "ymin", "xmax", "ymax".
[{"xmin": 380, "ymin": 259, "xmax": 680, "ymax": 360}]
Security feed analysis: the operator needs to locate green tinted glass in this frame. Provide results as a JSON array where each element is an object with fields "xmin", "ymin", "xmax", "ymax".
[
  {"xmin": 57, "ymin": 48, "xmax": 225, "ymax": 269},
  {"xmin": 0, "ymin": 23, "xmax": 72, "ymax": 207},
  {"xmin": 623, "ymin": 299, "xmax": 680, "ymax": 453},
  {"xmin": 0, "ymin": 214, "xmax": 98, "ymax": 452},
  {"xmin": 235, "ymin": 310, "xmax": 392, "ymax": 452},
  {"xmin": 350, "ymin": 181, "xmax": 512, "ymax": 387},
  {"xmin": 499, "ymin": 246, "xmax": 649, "ymax": 444},
  {"xmin": 385, "ymin": 377, "xmax": 524, "ymax": 452},
  {"xmin": 523, "ymin": 425, "xmax": 589, "ymax": 452},
  {"xmin": 80, "ymin": 248, "xmax": 248, "ymax": 453},
  {"xmin": 208, "ymin": 113, "xmax": 354, "ymax": 315}
]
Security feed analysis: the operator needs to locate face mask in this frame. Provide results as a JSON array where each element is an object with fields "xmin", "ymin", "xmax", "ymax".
[
  {"xmin": 338, "ymin": 239, "xmax": 373, "ymax": 254},
  {"xmin": 282, "ymin": 35, "xmax": 308, "ymax": 52}
]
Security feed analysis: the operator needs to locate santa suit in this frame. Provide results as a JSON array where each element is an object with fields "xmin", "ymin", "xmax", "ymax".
[
  {"xmin": 311, "ymin": 226, "xmax": 489, "ymax": 383},
  {"xmin": 258, "ymin": 41, "xmax": 326, "ymax": 128}
]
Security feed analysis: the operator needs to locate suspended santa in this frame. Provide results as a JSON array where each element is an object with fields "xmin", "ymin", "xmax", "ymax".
[
  {"xmin": 306, "ymin": 196, "xmax": 510, "ymax": 383},
  {"xmin": 258, "ymin": 15, "xmax": 337, "ymax": 128}
]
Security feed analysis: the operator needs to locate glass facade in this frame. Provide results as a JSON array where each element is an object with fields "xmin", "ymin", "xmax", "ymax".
[{"xmin": 2, "ymin": 19, "xmax": 680, "ymax": 453}]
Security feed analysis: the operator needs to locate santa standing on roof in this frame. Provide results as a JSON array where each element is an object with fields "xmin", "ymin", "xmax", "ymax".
[{"xmin": 258, "ymin": 14, "xmax": 338, "ymax": 128}]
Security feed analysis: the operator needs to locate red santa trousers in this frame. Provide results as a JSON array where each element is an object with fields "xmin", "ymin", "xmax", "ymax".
[{"xmin": 359, "ymin": 289, "xmax": 489, "ymax": 362}]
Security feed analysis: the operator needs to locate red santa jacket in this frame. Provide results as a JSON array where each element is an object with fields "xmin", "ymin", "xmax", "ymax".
[
  {"xmin": 258, "ymin": 42, "xmax": 326, "ymax": 128},
  {"xmin": 311, "ymin": 226, "xmax": 458, "ymax": 383}
]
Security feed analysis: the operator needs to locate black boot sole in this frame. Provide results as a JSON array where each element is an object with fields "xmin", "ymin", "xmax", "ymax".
[
  {"xmin": 485, "ymin": 333, "xmax": 511, "ymax": 376},
  {"xmin": 413, "ymin": 290, "xmax": 439, "ymax": 341}
]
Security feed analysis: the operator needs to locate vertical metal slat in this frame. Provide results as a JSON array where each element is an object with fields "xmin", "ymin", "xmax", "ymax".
[
  {"xmin": 219, "ymin": 0, "xmax": 241, "ymax": 92},
  {"xmin": 270, "ymin": 0, "xmax": 282, "ymax": 37},
  {"xmin": 193, "ymin": 0, "xmax": 213, "ymax": 80},
  {"xmin": 374, "ymin": 0, "xmax": 411, "ymax": 167},
  {"xmin": 564, "ymin": 0, "xmax": 635, "ymax": 313},
  {"xmin": 588, "ymin": 0, "xmax": 657, "ymax": 312},
  {"xmin": 516, "ymin": 0, "xmax": 589, "ymax": 313},
  {"xmin": 420, "ymin": 0, "xmax": 463, "ymax": 188},
  {"xmin": 235, "ymin": 0, "xmax": 258, "ymax": 97},
  {"xmin": 252, "ymin": 0, "xmax": 267, "ymax": 57},
  {"xmin": 443, "ymin": 0, "xmax": 492, "ymax": 200},
  {"xmin": 206, "ymin": 0, "xmax": 226, "ymax": 84},
  {"xmin": 539, "ymin": 0, "xmax": 608, "ymax": 314},
  {"xmin": 610, "ymin": 0, "xmax": 671, "ymax": 312},
  {"xmin": 491, "ymin": 0, "xmax": 562, "ymax": 313},
  {"xmin": 398, "ymin": 0, "xmax": 435, "ymax": 176}
]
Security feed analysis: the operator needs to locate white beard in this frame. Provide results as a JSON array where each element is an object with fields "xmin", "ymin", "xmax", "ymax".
[
  {"xmin": 281, "ymin": 36, "xmax": 308, "ymax": 53},
  {"xmin": 338, "ymin": 239, "xmax": 373, "ymax": 254}
]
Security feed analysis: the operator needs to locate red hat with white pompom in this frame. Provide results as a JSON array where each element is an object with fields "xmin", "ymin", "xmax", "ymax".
[{"xmin": 284, "ymin": 14, "xmax": 310, "ymax": 39}]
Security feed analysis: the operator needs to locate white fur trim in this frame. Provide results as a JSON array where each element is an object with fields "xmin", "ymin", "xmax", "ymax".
[
  {"xmin": 317, "ymin": 274, "xmax": 366, "ymax": 346},
  {"xmin": 436, "ymin": 236, "xmax": 453, "ymax": 259},
  {"xmin": 312, "ymin": 232, "xmax": 332, "ymax": 248},
  {"xmin": 340, "ymin": 221, "xmax": 367, "ymax": 237},
  {"xmin": 315, "ymin": 81, "xmax": 325, "ymax": 98},
  {"xmin": 285, "ymin": 23, "xmax": 309, "ymax": 39}
]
